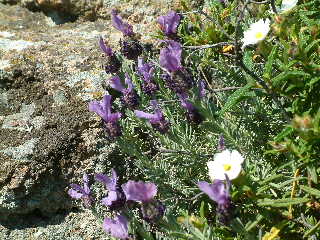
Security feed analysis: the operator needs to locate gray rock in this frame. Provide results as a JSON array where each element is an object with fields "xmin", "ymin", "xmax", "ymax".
[{"xmin": 0, "ymin": 0, "xmax": 196, "ymax": 238}]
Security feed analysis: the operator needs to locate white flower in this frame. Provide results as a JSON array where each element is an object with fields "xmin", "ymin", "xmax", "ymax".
[
  {"xmin": 280, "ymin": 0, "xmax": 298, "ymax": 13},
  {"xmin": 242, "ymin": 19, "xmax": 270, "ymax": 49},
  {"xmin": 207, "ymin": 149, "xmax": 244, "ymax": 180}
]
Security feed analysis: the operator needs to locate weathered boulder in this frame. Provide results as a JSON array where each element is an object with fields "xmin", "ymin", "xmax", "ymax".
[
  {"xmin": 0, "ymin": 0, "xmax": 181, "ymax": 23},
  {"xmin": 0, "ymin": 2, "xmax": 111, "ymax": 222},
  {"xmin": 0, "ymin": 0, "xmax": 207, "ymax": 237}
]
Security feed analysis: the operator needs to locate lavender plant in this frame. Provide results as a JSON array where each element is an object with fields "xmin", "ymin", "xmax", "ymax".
[{"xmin": 68, "ymin": 1, "xmax": 320, "ymax": 239}]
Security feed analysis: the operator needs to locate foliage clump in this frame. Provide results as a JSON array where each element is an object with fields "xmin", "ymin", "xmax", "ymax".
[{"xmin": 69, "ymin": 0, "xmax": 320, "ymax": 239}]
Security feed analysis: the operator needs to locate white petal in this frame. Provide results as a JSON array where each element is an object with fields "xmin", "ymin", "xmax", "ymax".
[
  {"xmin": 230, "ymin": 150, "xmax": 244, "ymax": 164},
  {"xmin": 208, "ymin": 160, "xmax": 227, "ymax": 180},
  {"xmin": 225, "ymin": 163, "xmax": 242, "ymax": 180},
  {"xmin": 213, "ymin": 149, "xmax": 231, "ymax": 163}
]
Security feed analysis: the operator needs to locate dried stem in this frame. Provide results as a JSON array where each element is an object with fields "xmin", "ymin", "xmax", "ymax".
[{"xmin": 184, "ymin": 42, "xmax": 233, "ymax": 50}]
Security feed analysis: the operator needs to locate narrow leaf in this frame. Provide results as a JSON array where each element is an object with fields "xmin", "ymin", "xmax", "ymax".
[
  {"xmin": 258, "ymin": 198, "xmax": 309, "ymax": 207},
  {"xmin": 300, "ymin": 185, "xmax": 320, "ymax": 198}
]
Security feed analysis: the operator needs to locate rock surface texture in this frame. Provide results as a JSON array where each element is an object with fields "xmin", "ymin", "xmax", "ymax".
[{"xmin": 0, "ymin": 0, "xmax": 192, "ymax": 238}]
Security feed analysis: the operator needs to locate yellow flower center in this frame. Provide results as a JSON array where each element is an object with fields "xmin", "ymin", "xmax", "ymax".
[
  {"xmin": 255, "ymin": 32, "xmax": 264, "ymax": 39},
  {"xmin": 223, "ymin": 164, "xmax": 232, "ymax": 171}
]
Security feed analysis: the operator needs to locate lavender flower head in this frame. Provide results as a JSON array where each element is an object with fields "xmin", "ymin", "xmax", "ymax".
[
  {"xmin": 99, "ymin": 36, "xmax": 113, "ymax": 56},
  {"xmin": 109, "ymin": 75, "xmax": 139, "ymax": 109},
  {"xmin": 178, "ymin": 93, "xmax": 203, "ymax": 125},
  {"xmin": 122, "ymin": 181, "xmax": 165, "ymax": 222},
  {"xmin": 134, "ymin": 100, "xmax": 170, "ymax": 134},
  {"xmin": 160, "ymin": 40, "xmax": 183, "ymax": 72},
  {"xmin": 137, "ymin": 58, "xmax": 159, "ymax": 96},
  {"xmin": 198, "ymin": 80, "xmax": 206, "ymax": 99},
  {"xmin": 122, "ymin": 180, "xmax": 157, "ymax": 203},
  {"xmin": 157, "ymin": 10, "xmax": 181, "ymax": 38},
  {"xmin": 89, "ymin": 94, "xmax": 122, "ymax": 138},
  {"xmin": 95, "ymin": 169, "xmax": 126, "ymax": 209},
  {"xmin": 198, "ymin": 178, "xmax": 234, "ymax": 225},
  {"xmin": 198, "ymin": 180, "xmax": 230, "ymax": 206},
  {"xmin": 111, "ymin": 9, "xmax": 142, "ymax": 60},
  {"xmin": 99, "ymin": 36, "xmax": 121, "ymax": 74},
  {"xmin": 160, "ymin": 41, "xmax": 193, "ymax": 93},
  {"xmin": 68, "ymin": 173, "xmax": 93, "ymax": 208},
  {"xmin": 111, "ymin": 9, "xmax": 134, "ymax": 37},
  {"xmin": 103, "ymin": 215, "xmax": 129, "ymax": 240},
  {"xmin": 218, "ymin": 135, "xmax": 225, "ymax": 151}
]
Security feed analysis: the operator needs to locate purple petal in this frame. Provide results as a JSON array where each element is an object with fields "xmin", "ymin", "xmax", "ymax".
[
  {"xmin": 109, "ymin": 75, "xmax": 125, "ymax": 92},
  {"xmin": 159, "ymin": 41, "xmax": 182, "ymax": 72},
  {"xmin": 197, "ymin": 181, "xmax": 229, "ymax": 206},
  {"xmin": 68, "ymin": 189, "xmax": 84, "ymax": 199},
  {"xmin": 101, "ymin": 191, "xmax": 118, "ymax": 206},
  {"xmin": 157, "ymin": 11, "xmax": 181, "ymax": 36},
  {"xmin": 103, "ymin": 215, "xmax": 129, "ymax": 239},
  {"xmin": 137, "ymin": 58, "xmax": 154, "ymax": 82},
  {"xmin": 99, "ymin": 36, "xmax": 113, "ymax": 56},
  {"xmin": 108, "ymin": 112, "xmax": 122, "ymax": 123},
  {"xmin": 150, "ymin": 100, "xmax": 164, "ymax": 120},
  {"xmin": 125, "ymin": 73, "xmax": 134, "ymax": 92},
  {"xmin": 198, "ymin": 80, "xmax": 206, "ymax": 98},
  {"xmin": 88, "ymin": 101, "xmax": 105, "ymax": 119},
  {"xmin": 178, "ymin": 93, "xmax": 195, "ymax": 111},
  {"xmin": 111, "ymin": 9, "xmax": 134, "ymax": 37},
  {"xmin": 122, "ymin": 180, "xmax": 157, "ymax": 202},
  {"xmin": 135, "ymin": 110, "xmax": 156, "ymax": 120},
  {"xmin": 95, "ymin": 169, "xmax": 117, "ymax": 191},
  {"xmin": 88, "ymin": 95, "xmax": 112, "ymax": 123},
  {"xmin": 82, "ymin": 174, "xmax": 91, "ymax": 195},
  {"xmin": 70, "ymin": 184, "xmax": 85, "ymax": 194},
  {"xmin": 218, "ymin": 135, "xmax": 225, "ymax": 151}
]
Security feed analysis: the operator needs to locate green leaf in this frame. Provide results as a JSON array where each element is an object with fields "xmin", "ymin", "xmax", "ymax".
[
  {"xmin": 257, "ymin": 198, "xmax": 309, "ymax": 207},
  {"xmin": 274, "ymin": 126, "xmax": 294, "ymax": 141},
  {"xmin": 245, "ymin": 214, "xmax": 264, "ymax": 232},
  {"xmin": 263, "ymin": 45, "xmax": 278, "ymax": 80},
  {"xmin": 219, "ymin": 84, "xmax": 254, "ymax": 115},
  {"xmin": 272, "ymin": 71, "xmax": 310, "ymax": 89},
  {"xmin": 307, "ymin": 166, "xmax": 318, "ymax": 184},
  {"xmin": 304, "ymin": 39, "xmax": 320, "ymax": 55},
  {"xmin": 303, "ymin": 220, "xmax": 320, "ymax": 238},
  {"xmin": 300, "ymin": 185, "xmax": 320, "ymax": 198},
  {"xmin": 307, "ymin": 77, "xmax": 320, "ymax": 88},
  {"xmin": 200, "ymin": 201, "xmax": 205, "ymax": 219}
]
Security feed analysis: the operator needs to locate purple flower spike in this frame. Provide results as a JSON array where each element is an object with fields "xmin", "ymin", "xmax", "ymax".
[
  {"xmin": 137, "ymin": 58, "xmax": 159, "ymax": 96},
  {"xmin": 198, "ymin": 180, "xmax": 230, "ymax": 206},
  {"xmin": 160, "ymin": 41, "xmax": 193, "ymax": 93},
  {"xmin": 122, "ymin": 180, "xmax": 157, "ymax": 203},
  {"xmin": 95, "ymin": 169, "xmax": 117, "ymax": 191},
  {"xmin": 99, "ymin": 37, "xmax": 121, "ymax": 74},
  {"xmin": 198, "ymin": 179, "xmax": 234, "ymax": 225},
  {"xmin": 111, "ymin": 9, "xmax": 134, "ymax": 37},
  {"xmin": 159, "ymin": 40, "xmax": 183, "ymax": 72},
  {"xmin": 141, "ymin": 200, "xmax": 166, "ymax": 223},
  {"xmin": 103, "ymin": 215, "xmax": 129, "ymax": 240},
  {"xmin": 137, "ymin": 58, "xmax": 154, "ymax": 82},
  {"xmin": 95, "ymin": 169, "xmax": 126, "ymax": 209},
  {"xmin": 109, "ymin": 75, "xmax": 125, "ymax": 92},
  {"xmin": 68, "ymin": 173, "xmax": 93, "ymax": 208},
  {"xmin": 198, "ymin": 80, "xmax": 206, "ymax": 98},
  {"xmin": 218, "ymin": 135, "xmax": 225, "ymax": 151},
  {"xmin": 178, "ymin": 93, "xmax": 203, "ymax": 125},
  {"xmin": 109, "ymin": 75, "xmax": 139, "ymax": 109},
  {"xmin": 125, "ymin": 73, "xmax": 134, "ymax": 92},
  {"xmin": 99, "ymin": 36, "xmax": 113, "ymax": 56},
  {"xmin": 134, "ymin": 100, "xmax": 170, "ymax": 134},
  {"xmin": 89, "ymin": 95, "xmax": 122, "ymax": 138},
  {"xmin": 157, "ymin": 11, "xmax": 181, "ymax": 37}
]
